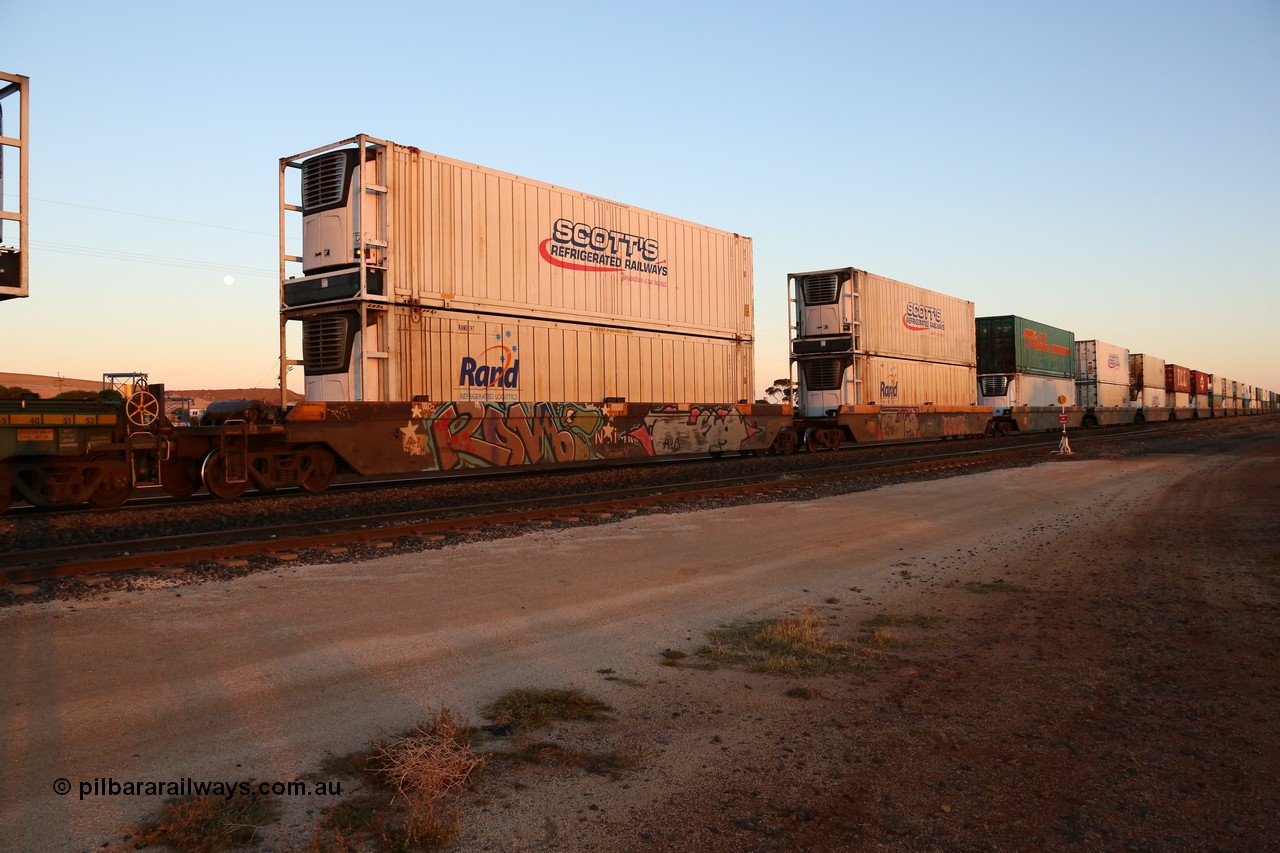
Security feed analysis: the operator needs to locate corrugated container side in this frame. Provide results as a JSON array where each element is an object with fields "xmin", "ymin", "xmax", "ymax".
[
  {"xmin": 853, "ymin": 271, "xmax": 976, "ymax": 365},
  {"xmin": 383, "ymin": 306, "xmax": 752, "ymax": 403},
  {"xmin": 976, "ymin": 316, "xmax": 1075, "ymax": 378},
  {"xmin": 1129, "ymin": 353, "xmax": 1165, "ymax": 390},
  {"xmin": 1077, "ymin": 381, "xmax": 1131, "ymax": 408},
  {"xmin": 1170, "ymin": 391, "xmax": 1193, "ymax": 410},
  {"xmin": 859, "ymin": 356, "xmax": 976, "ymax": 407},
  {"xmin": 1076, "ymin": 340, "xmax": 1129, "ymax": 385},
  {"xmin": 790, "ymin": 267, "xmax": 976, "ymax": 366},
  {"xmin": 1189, "ymin": 370, "xmax": 1211, "ymax": 395},
  {"xmin": 380, "ymin": 143, "xmax": 753, "ymax": 339},
  {"xmin": 797, "ymin": 355, "xmax": 976, "ymax": 410},
  {"xmin": 1164, "ymin": 364, "xmax": 1191, "ymax": 393},
  {"xmin": 1134, "ymin": 387, "xmax": 1166, "ymax": 408},
  {"xmin": 977, "ymin": 373, "xmax": 1076, "ymax": 409}
]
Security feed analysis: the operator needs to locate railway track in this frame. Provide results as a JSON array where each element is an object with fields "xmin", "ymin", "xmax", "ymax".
[{"xmin": 2, "ymin": 418, "xmax": 1267, "ymax": 591}]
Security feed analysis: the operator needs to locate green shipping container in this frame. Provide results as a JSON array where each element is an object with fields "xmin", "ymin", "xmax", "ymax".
[{"xmin": 976, "ymin": 315, "xmax": 1076, "ymax": 379}]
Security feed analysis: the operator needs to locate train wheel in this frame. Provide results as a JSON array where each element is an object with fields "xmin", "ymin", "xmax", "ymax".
[
  {"xmin": 299, "ymin": 447, "xmax": 336, "ymax": 493},
  {"xmin": 88, "ymin": 457, "xmax": 132, "ymax": 509},
  {"xmin": 804, "ymin": 429, "xmax": 822, "ymax": 453},
  {"xmin": 160, "ymin": 458, "xmax": 201, "ymax": 498},
  {"xmin": 201, "ymin": 449, "xmax": 248, "ymax": 500}
]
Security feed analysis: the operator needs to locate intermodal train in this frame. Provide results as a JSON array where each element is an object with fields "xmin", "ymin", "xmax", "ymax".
[{"xmin": 1, "ymin": 134, "xmax": 1275, "ymax": 512}]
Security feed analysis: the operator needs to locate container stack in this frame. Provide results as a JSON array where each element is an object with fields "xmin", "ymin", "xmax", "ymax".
[
  {"xmin": 975, "ymin": 315, "xmax": 1076, "ymax": 413},
  {"xmin": 1075, "ymin": 340, "xmax": 1130, "ymax": 410},
  {"xmin": 1128, "ymin": 354, "xmax": 1166, "ymax": 411}
]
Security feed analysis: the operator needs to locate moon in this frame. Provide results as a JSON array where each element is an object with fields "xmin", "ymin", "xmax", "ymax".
[{"xmin": 223, "ymin": 275, "xmax": 235, "ymax": 286}]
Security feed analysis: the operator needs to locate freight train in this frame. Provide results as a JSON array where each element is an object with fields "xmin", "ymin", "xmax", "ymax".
[{"xmin": 1, "ymin": 133, "xmax": 1275, "ymax": 512}]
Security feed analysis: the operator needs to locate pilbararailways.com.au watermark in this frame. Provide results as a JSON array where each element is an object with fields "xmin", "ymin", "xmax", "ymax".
[{"xmin": 53, "ymin": 777, "xmax": 343, "ymax": 801}]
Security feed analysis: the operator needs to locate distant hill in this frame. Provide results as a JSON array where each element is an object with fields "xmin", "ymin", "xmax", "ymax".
[{"xmin": 0, "ymin": 373, "xmax": 301, "ymax": 408}]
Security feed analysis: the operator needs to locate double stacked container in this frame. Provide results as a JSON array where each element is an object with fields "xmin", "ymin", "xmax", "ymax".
[
  {"xmin": 1164, "ymin": 364, "xmax": 1193, "ymax": 417},
  {"xmin": 789, "ymin": 267, "xmax": 977, "ymax": 413},
  {"xmin": 1075, "ymin": 340, "xmax": 1130, "ymax": 410},
  {"xmin": 281, "ymin": 135, "xmax": 755, "ymax": 405},
  {"xmin": 787, "ymin": 267, "xmax": 989, "ymax": 443},
  {"xmin": 976, "ymin": 315, "xmax": 1076, "ymax": 414},
  {"xmin": 1129, "ymin": 353, "xmax": 1167, "ymax": 417}
]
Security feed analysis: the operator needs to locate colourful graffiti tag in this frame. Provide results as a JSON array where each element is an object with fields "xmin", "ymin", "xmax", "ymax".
[{"xmin": 400, "ymin": 402, "xmax": 609, "ymax": 470}]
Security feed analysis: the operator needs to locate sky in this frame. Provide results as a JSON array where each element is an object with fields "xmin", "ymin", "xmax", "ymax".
[{"xmin": 2, "ymin": 0, "xmax": 1278, "ymax": 398}]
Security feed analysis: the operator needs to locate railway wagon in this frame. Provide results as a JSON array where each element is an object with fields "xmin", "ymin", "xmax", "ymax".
[
  {"xmin": 787, "ymin": 266, "xmax": 989, "ymax": 449},
  {"xmin": 280, "ymin": 134, "xmax": 755, "ymax": 405},
  {"xmin": 1074, "ymin": 339, "xmax": 1138, "ymax": 427},
  {"xmin": 149, "ymin": 134, "xmax": 793, "ymax": 500},
  {"xmin": 976, "ymin": 315, "xmax": 1090, "ymax": 431},
  {"xmin": 0, "ymin": 387, "xmax": 166, "ymax": 511}
]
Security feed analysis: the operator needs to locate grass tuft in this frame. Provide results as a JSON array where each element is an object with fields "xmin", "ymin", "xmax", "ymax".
[
  {"xmin": 482, "ymin": 688, "xmax": 613, "ymax": 731},
  {"xmin": 312, "ymin": 707, "xmax": 484, "ymax": 851},
  {"xmin": 131, "ymin": 793, "xmax": 279, "ymax": 852},
  {"xmin": 698, "ymin": 610, "xmax": 889, "ymax": 676}
]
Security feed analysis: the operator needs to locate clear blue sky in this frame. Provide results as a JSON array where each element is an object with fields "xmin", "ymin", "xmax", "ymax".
[{"xmin": 3, "ymin": 0, "xmax": 1278, "ymax": 397}]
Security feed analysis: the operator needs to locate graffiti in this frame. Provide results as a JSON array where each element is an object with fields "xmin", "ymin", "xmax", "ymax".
[
  {"xmin": 395, "ymin": 401, "xmax": 771, "ymax": 469},
  {"xmin": 625, "ymin": 405, "xmax": 764, "ymax": 456},
  {"xmin": 401, "ymin": 401, "xmax": 608, "ymax": 470},
  {"xmin": 941, "ymin": 414, "xmax": 968, "ymax": 436}
]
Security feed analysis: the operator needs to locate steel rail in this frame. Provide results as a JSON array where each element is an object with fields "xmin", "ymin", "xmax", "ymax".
[{"xmin": 1, "ymin": 441, "xmax": 1055, "ymax": 585}]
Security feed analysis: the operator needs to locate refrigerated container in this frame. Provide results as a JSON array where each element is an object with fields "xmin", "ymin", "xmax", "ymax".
[
  {"xmin": 301, "ymin": 305, "xmax": 754, "ymax": 405},
  {"xmin": 976, "ymin": 316, "xmax": 1075, "ymax": 378},
  {"xmin": 281, "ymin": 135, "xmax": 755, "ymax": 403}
]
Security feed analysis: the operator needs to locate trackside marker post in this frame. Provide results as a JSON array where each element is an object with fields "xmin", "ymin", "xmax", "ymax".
[{"xmin": 1053, "ymin": 395, "xmax": 1073, "ymax": 456}]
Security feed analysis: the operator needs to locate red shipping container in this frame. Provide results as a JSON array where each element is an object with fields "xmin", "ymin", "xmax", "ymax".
[
  {"xmin": 1165, "ymin": 364, "xmax": 1191, "ymax": 394},
  {"xmin": 1189, "ymin": 370, "xmax": 1211, "ymax": 395}
]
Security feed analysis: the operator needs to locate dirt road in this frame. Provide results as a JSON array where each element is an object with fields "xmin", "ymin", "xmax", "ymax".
[{"xmin": 1, "ymin": 424, "xmax": 1276, "ymax": 850}]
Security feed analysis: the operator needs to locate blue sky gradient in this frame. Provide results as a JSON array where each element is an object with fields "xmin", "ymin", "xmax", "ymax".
[{"xmin": 3, "ymin": 1, "xmax": 1277, "ymax": 396}]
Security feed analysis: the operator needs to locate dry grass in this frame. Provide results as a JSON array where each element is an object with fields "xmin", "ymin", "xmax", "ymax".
[
  {"xmin": 130, "ymin": 794, "xmax": 279, "ymax": 852},
  {"xmin": 482, "ymin": 688, "xmax": 613, "ymax": 731},
  {"xmin": 311, "ymin": 707, "xmax": 485, "ymax": 851},
  {"xmin": 373, "ymin": 709, "xmax": 486, "ymax": 817},
  {"xmin": 698, "ymin": 610, "xmax": 890, "ymax": 676}
]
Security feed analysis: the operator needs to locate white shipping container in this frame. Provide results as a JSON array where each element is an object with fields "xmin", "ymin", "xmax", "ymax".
[
  {"xmin": 1076, "ymin": 340, "xmax": 1129, "ymax": 385},
  {"xmin": 789, "ymin": 267, "xmax": 976, "ymax": 366},
  {"xmin": 797, "ymin": 355, "xmax": 975, "ymax": 413},
  {"xmin": 1134, "ymin": 387, "xmax": 1166, "ymax": 408},
  {"xmin": 1077, "ymin": 381, "xmax": 1131, "ymax": 408},
  {"xmin": 977, "ymin": 373, "xmax": 1076, "ymax": 411},
  {"xmin": 1170, "ymin": 391, "xmax": 1193, "ymax": 411},
  {"xmin": 302, "ymin": 306, "xmax": 752, "ymax": 404},
  {"xmin": 285, "ymin": 135, "xmax": 752, "ymax": 340},
  {"xmin": 1128, "ymin": 354, "xmax": 1165, "ymax": 390}
]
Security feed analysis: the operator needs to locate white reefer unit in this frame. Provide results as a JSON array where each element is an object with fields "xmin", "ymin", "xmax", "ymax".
[
  {"xmin": 977, "ymin": 373, "xmax": 1076, "ymax": 413},
  {"xmin": 281, "ymin": 135, "xmax": 754, "ymax": 402},
  {"xmin": 1075, "ymin": 340, "xmax": 1130, "ymax": 409},
  {"xmin": 788, "ymin": 267, "xmax": 976, "ymax": 416}
]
